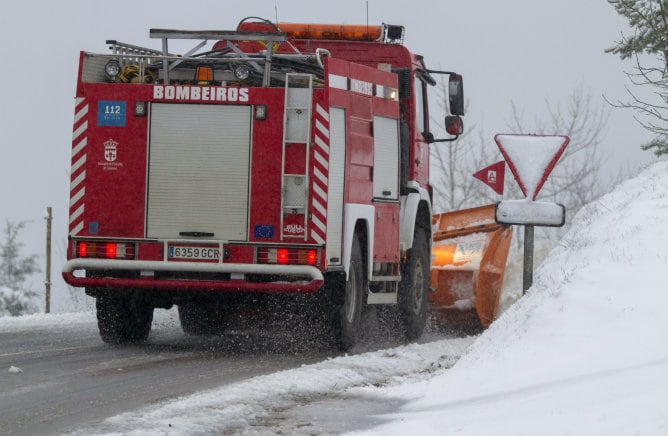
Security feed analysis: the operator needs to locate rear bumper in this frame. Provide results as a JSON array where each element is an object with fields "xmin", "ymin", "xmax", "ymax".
[{"xmin": 62, "ymin": 258, "xmax": 324, "ymax": 293}]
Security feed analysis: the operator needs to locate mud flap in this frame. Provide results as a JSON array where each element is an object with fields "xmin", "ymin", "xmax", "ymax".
[{"xmin": 429, "ymin": 204, "xmax": 512, "ymax": 329}]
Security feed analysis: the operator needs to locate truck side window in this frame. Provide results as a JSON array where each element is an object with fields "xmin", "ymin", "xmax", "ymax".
[{"xmin": 414, "ymin": 75, "xmax": 428, "ymax": 137}]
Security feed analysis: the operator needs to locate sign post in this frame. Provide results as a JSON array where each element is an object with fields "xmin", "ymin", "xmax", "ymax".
[
  {"xmin": 523, "ymin": 225, "xmax": 534, "ymax": 293},
  {"xmin": 493, "ymin": 134, "xmax": 570, "ymax": 294},
  {"xmin": 45, "ymin": 206, "xmax": 52, "ymax": 314}
]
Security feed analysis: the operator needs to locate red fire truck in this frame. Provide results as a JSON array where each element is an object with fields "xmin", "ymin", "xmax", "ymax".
[{"xmin": 63, "ymin": 18, "xmax": 465, "ymax": 349}]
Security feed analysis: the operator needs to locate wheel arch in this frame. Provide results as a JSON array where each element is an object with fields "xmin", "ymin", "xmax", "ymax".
[
  {"xmin": 342, "ymin": 204, "xmax": 373, "ymax": 281},
  {"xmin": 400, "ymin": 188, "xmax": 432, "ymax": 254}
]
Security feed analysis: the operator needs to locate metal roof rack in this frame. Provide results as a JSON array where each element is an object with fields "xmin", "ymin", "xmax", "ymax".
[{"xmin": 149, "ymin": 29, "xmax": 288, "ymax": 86}]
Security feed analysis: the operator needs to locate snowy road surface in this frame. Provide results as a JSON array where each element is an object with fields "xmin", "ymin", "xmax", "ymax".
[
  {"xmin": 0, "ymin": 308, "xmax": 474, "ymax": 435},
  {"xmin": 0, "ymin": 310, "xmax": 350, "ymax": 435}
]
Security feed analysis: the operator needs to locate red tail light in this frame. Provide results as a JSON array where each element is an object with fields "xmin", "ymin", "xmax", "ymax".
[
  {"xmin": 257, "ymin": 247, "xmax": 319, "ymax": 266},
  {"xmin": 277, "ymin": 248, "xmax": 289, "ymax": 264},
  {"xmin": 105, "ymin": 243, "xmax": 117, "ymax": 258},
  {"xmin": 300, "ymin": 249, "xmax": 318, "ymax": 266},
  {"xmin": 75, "ymin": 241, "xmax": 135, "ymax": 260},
  {"xmin": 77, "ymin": 242, "xmax": 87, "ymax": 258}
]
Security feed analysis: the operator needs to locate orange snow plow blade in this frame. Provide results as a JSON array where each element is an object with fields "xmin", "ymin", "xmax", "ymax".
[{"xmin": 429, "ymin": 204, "xmax": 512, "ymax": 329}]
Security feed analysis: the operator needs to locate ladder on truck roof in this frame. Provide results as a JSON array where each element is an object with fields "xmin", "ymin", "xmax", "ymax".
[
  {"xmin": 281, "ymin": 73, "xmax": 313, "ymax": 240},
  {"xmin": 104, "ymin": 40, "xmax": 166, "ymax": 83}
]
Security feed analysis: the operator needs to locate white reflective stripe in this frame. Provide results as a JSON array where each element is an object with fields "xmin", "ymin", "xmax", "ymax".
[
  {"xmin": 314, "ymin": 150, "xmax": 328, "ymax": 171},
  {"xmin": 73, "ymin": 103, "xmax": 89, "ymax": 125},
  {"xmin": 314, "ymin": 134, "xmax": 330, "ymax": 154},
  {"xmin": 72, "ymin": 120, "xmax": 88, "ymax": 142},
  {"xmin": 315, "ymin": 119, "xmax": 329, "ymax": 138},
  {"xmin": 71, "ymin": 154, "xmax": 86, "ymax": 174},
  {"xmin": 72, "ymin": 137, "xmax": 87, "ymax": 157},
  {"xmin": 329, "ymin": 75, "xmax": 396, "ymax": 99},
  {"xmin": 314, "ymin": 167, "xmax": 327, "ymax": 186},
  {"xmin": 69, "ymin": 204, "xmax": 84, "ymax": 225},
  {"xmin": 311, "ymin": 213, "xmax": 326, "ymax": 233},
  {"xmin": 312, "ymin": 198, "xmax": 327, "ymax": 219},
  {"xmin": 70, "ymin": 221, "xmax": 84, "ymax": 236},
  {"xmin": 71, "ymin": 171, "xmax": 86, "ymax": 191},
  {"xmin": 313, "ymin": 183, "xmax": 327, "ymax": 203},
  {"xmin": 311, "ymin": 230, "xmax": 325, "ymax": 245},
  {"xmin": 316, "ymin": 104, "xmax": 329, "ymax": 122},
  {"xmin": 70, "ymin": 187, "xmax": 85, "ymax": 208},
  {"xmin": 328, "ymin": 74, "xmax": 348, "ymax": 90}
]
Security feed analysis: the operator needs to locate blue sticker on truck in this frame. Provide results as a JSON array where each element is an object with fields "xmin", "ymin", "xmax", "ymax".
[
  {"xmin": 254, "ymin": 225, "xmax": 275, "ymax": 239},
  {"xmin": 98, "ymin": 101, "xmax": 126, "ymax": 126}
]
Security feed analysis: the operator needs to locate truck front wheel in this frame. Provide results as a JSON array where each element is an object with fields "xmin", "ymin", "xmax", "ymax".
[
  {"xmin": 398, "ymin": 228, "xmax": 429, "ymax": 341},
  {"xmin": 335, "ymin": 233, "xmax": 365, "ymax": 351},
  {"xmin": 96, "ymin": 294, "xmax": 153, "ymax": 344}
]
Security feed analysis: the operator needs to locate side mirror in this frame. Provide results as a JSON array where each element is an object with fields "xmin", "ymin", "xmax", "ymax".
[
  {"xmin": 449, "ymin": 74, "xmax": 464, "ymax": 116},
  {"xmin": 445, "ymin": 115, "xmax": 463, "ymax": 136}
]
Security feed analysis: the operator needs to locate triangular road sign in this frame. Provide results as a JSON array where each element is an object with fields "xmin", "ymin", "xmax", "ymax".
[
  {"xmin": 473, "ymin": 160, "xmax": 505, "ymax": 195},
  {"xmin": 494, "ymin": 134, "xmax": 569, "ymax": 200}
]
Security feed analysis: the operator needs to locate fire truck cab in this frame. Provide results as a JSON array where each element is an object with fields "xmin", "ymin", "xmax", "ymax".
[{"xmin": 64, "ymin": 18, "xmax": 464, "ymax": 349}]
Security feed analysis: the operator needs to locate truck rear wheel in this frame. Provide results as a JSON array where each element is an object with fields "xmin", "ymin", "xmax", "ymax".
[
  {"xmin": 96, "ymin": 295, "xmax": 153, "ymax": 344},
  {"xmin": 398, "ymin": 228, "xmax": 429, "ymax": 341},
  {"xmin": 335, "ymin": 233, "xmax": 365, "ymax": 351}
]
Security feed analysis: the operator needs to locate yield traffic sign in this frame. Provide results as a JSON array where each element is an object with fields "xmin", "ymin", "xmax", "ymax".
[
  {"xmin": 493, "ymin": 133, "xmax": 570, "ymax": 294},
  {"xmin": 494, "ymin": 134, "xmax": 569, "ymax": 200}
]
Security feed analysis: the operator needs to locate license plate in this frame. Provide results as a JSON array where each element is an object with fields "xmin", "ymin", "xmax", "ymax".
[{"xmin": 168, "ymin": 245, "xmax": 221, "ymax": 261}]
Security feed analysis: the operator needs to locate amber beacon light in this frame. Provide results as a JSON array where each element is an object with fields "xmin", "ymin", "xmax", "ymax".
[{"xmin": 277, "ymin": 23, "xmax": 383, "ymax": 41}]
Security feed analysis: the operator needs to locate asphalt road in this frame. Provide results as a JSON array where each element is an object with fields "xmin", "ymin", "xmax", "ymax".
[{"xmin": 0, "ymin": 309, "xmax": 339, "ymax": 435}]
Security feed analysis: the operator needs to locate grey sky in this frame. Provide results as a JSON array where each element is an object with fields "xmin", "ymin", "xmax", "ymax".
[{"xmin": 0, "ymin": 0, "xmax": 656, "ymax": 311}]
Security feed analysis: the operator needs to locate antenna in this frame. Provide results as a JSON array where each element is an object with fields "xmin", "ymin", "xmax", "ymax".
[
  {"xmin": 366, "ymin": 1, "xmax": 369, "ymax": 30},
  {"xmin": 275, "ymin": 2, "xmax": 278, "ymax": 23}
]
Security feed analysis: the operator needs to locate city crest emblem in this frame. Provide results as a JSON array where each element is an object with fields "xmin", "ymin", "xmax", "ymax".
[{"xmin": 104, "ymin": 139, "xmax": 118, "ymax": 162}]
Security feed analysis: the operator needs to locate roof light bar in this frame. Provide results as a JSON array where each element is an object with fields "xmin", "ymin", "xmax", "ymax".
[{"xmin": 277, "ymin": 23, "xmax": 383, "ymax": 41}]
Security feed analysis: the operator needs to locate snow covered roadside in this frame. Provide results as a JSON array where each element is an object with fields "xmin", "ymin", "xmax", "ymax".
[
  {"xmin": 349, "ymin": 161, "xmax": 668, "ymax": 435},
  {"xmin": 0, "ymin": 308, "xmax": 180, "ymax": 333},
  {"xmin": 72, "ymin": 337, "xmax": 475, "ymax": 435},
  {"xmin": 0, "ymin": 311, "xmax": 96, "ymax": 332}
]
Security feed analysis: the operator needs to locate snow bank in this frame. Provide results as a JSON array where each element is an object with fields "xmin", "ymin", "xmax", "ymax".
[
  {"xmin": 73, "ymin": 337, "xmax": 474, "ymax": 435},
  {"xmin": 0, "ymin": 310, "xmax": 96, "ymax": 332},
  {"xmin": 0, "ymin": 308, "xmax": 179, "ymax": 333},
  {"xmin": 352, "ymin": 161, "xmax": 668, "ymax": 435}
]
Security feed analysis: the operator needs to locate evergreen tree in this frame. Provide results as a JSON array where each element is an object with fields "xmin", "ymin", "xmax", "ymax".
[
  {"xmin": 0, "ymin": 220, "xmax": 40, "ymax": 316},
  {"xmin": 607, "ymin": 0, "xmax": 668, "ymax": 156}
]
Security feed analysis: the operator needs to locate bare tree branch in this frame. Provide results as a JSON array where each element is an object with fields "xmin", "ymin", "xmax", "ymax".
[{"xmin": 606, "ymin": 0, "xmax": 668, "ymax": 156}]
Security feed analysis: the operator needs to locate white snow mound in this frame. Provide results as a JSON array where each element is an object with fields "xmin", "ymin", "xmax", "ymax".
[{"xmin": 353, "ymin": 161, "xmax": 668, "ymax": 435}]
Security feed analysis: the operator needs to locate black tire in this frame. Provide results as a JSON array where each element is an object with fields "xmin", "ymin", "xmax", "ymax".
[
  {"xmin": 96, "ymin": 295, "xmax": 153, "ymax": 344},
  {"xmin": 335, "ymin": 233, "xmax": 366, "ymax": 351},
  {"xmin": 398, "ymin": 228, "xmax": 430, "ymax": 341},
  {"xmin": 178, "ymin": 301, "xmax": 226, "ymax": 336}
]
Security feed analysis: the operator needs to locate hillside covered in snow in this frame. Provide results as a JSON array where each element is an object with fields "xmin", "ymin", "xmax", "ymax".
[{"xmin": 352, "ymin": 160, "xmax": 668, "ymax": 435}]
